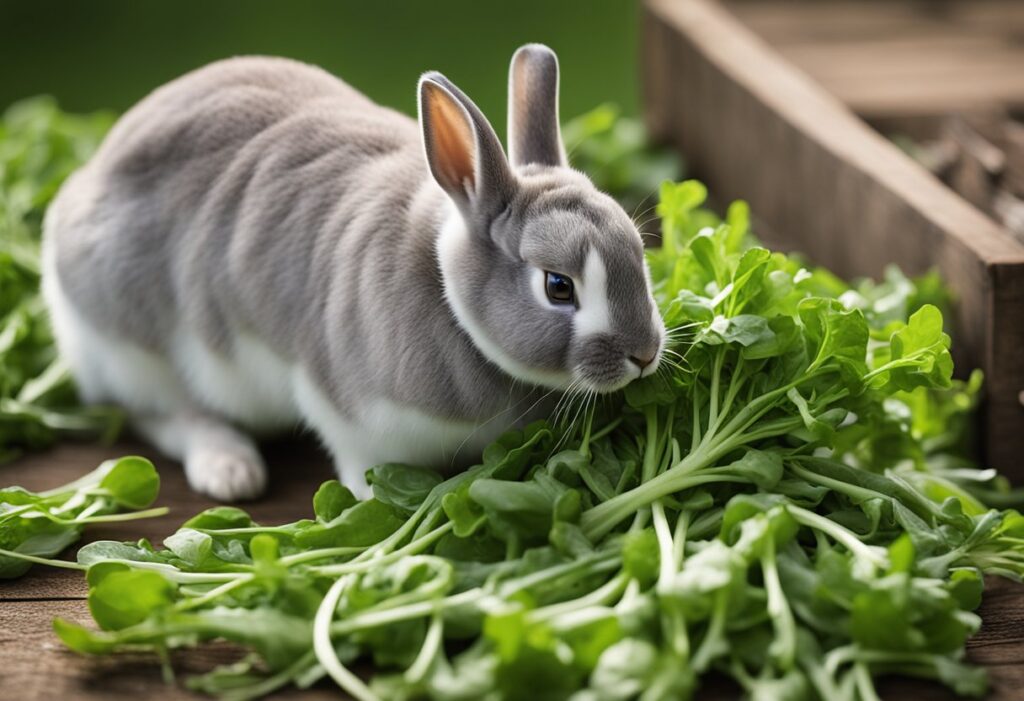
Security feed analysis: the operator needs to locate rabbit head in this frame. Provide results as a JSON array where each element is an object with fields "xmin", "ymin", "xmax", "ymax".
[{"xmin": 423, "ymin": 44, "xmax": 664, "ymax": 393}]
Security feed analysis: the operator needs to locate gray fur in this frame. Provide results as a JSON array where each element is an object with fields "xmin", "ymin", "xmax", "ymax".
[
  {"xmin": 44, "ymin": 48, "xmax": 663, "ymax": 496},
  {"xmin": 508, "ymin": 44, "xmax": 567, "ymax": 168}
]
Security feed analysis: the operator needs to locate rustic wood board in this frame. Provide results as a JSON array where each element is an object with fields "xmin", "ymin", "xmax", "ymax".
[
  {"xmin": 724, "ymin": 0, "xmax": 1024, "ymax": 120},
  {"xmin": 641, "ymin": 0, "xmax": 1024, "ymax": 479},
  {"xmin": 1, "ymin": 440, "xmax": 1024, "ymax": 699}
]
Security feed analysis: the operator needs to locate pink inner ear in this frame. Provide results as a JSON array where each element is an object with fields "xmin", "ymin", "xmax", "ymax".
[
  {"xmin": 424, "ymin": 83, "xmax": 476, "ymax": 193},
  {"xmin": 511, "ymin": 54, "xmax": 533, "ymax": 136}
]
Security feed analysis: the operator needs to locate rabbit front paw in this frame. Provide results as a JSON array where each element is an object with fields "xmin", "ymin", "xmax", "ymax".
[{"xmin": 185, "ymin": 441, "xmax": 268, "ymax": 502}]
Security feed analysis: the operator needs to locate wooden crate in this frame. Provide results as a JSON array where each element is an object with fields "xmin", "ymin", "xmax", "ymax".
[
  {"xmin": 724, "ymin": 0, "xmax": 1024, "ymax": 129},
  {"xmin": 641, "ymin": 0, "xmax": 1024, "ymax": 477}
]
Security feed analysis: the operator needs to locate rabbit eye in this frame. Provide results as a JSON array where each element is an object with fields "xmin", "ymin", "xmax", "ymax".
[{"xmin": 545, "ymin": 271, "xmax": 575, "ymax": 305}]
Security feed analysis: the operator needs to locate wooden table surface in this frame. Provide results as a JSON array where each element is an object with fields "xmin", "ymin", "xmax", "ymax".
[{"xmin": 2, "ymin": 439, "xmax": 1024, "ymax": 699}]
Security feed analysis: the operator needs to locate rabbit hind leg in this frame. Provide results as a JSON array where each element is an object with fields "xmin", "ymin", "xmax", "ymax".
[{"xmin": 43, "ymin": 245, "xmax": 266, "ymax": 501}]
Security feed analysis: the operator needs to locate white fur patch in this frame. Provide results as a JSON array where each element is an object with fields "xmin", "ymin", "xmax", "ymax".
[
  {"xmin": 293, "ymin": 368, "xmax": 507, "ymax": 497},
  {"xmin": 170, "ymin": 331, "xmax": 297, "ymax": 432},
  {"xmin": 574, "ymin": 247, "xmax": 611, "ymax": 338},
  {"xmin": 436, "ymin": 201, "xmax": 572, "ymax": 389},
  {"xmin": 529, "ymin": 267, "xmax": 551, "ymax": 310}
]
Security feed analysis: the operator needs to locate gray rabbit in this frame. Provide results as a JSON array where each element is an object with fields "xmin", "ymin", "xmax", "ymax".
[{"xmin": 42, "ymin": 45, "xmax": 665, "ymax": 500}]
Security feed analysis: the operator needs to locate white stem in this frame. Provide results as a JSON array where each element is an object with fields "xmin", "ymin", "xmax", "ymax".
[
  {"xmin": 175, "ymin": 575, "xmax": 253, "ymax": 611},
  {"xmin": 313, "ymin": 523, "xmax": 453, "ymax": 576},
  {"xmin": 0, "ymin": 548, "xmax": 86, "ymax": 570},
  {"xmin": 313, "ymin": 574, "xmax": 379, "ymax": 701},
  {"xmin": 651, "ymin": 501, "xmax": 676, "ymax": 588},
  {"xmin": 404, "ymin": 612, "xmax": 443, "ymax": 683}
]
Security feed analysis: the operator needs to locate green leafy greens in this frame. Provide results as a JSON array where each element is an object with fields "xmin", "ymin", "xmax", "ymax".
[
  {"xmin": 0, "ymin": 97, "xmax": 122, "ymax": 462},
  {"xmin": 0, "ymin": 455, "xmax": 166, "ymax": 578},
  {"xmin": 4, "ymin": 101, "xmax": 1024, "ymax": 701}
]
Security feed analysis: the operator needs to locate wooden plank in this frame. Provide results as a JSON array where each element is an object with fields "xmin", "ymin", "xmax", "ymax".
[
  {"xmin": 728, "ymin": 1, "xmax": 1024, "ymax": 45},
  {"xmin": 726, "ymin": 1, "xmax": 1024, "ymax": 120},
  {"xmin": 641, "ymin": 0, "xmax": 1024, "ymax": 477},
  {"xmin": 0, "ymin": 599, "xmax": 341, "ymax": 699}
]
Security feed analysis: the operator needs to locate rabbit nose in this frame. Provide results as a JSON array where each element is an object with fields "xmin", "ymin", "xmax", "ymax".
[{"xmin": 629, "ymin": 353, "xmax": 656, "ymax": 370}]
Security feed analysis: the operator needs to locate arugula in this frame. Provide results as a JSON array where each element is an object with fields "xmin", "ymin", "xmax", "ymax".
[
  {"xmin": 0, "ymin": 97, "xmax": 122, "ymax": 463},
  {"xmin": 0, "ymin": 455, "xmax": 166, "ymax": 578}
]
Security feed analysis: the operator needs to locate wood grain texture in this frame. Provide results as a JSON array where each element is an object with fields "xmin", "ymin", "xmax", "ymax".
[
  {"xmin": 641, "ymin": 0, "xmax": 1024, "ymax": 478},
  {"xmin": 725, "ymin": 0, "xmax": 1024, "ymax": 119},
  {"xmin": 0, "ymin": 599, "xmax": 341, "ymax": 700}
]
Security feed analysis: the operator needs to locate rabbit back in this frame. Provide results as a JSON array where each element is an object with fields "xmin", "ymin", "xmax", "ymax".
[{"xmin": 45, "ymin": 56, "xmax": 517, "ymax": 432}]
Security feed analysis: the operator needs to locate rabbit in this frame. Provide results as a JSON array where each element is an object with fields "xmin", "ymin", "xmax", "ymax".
[{"xmin": 41, "ymin": 44, "xmax": 665, "ymax": 501}]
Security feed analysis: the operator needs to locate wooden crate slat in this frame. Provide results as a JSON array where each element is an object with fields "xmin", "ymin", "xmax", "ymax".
[
  {"xmin": 642, "ymin": 0, "xmax": 1024, "ymax": 475},
  {"xmin": 727, "ymin": 0, "xmax": 1024, "ymax": 119},
  {"xmin": 729, "ymin": 0, "xmax": 1024, "ymax": 42}
]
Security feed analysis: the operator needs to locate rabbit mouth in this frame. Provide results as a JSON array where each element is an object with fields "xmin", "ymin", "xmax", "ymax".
[
  {"xmin": 575, "ymin": 358, "xmax": 658, "ymax": 394},
  {"xmin": 571, "ymin": 334, "xmax": 663, "ymax": 394}
]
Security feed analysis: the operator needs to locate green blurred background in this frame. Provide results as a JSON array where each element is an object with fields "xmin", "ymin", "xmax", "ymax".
[{"xmin": 2, "ymin": 0, "xmax": 641, "ymax": 136}]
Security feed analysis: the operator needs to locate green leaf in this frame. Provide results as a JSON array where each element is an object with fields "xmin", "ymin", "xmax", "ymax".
[
  {"xmin": 468, "ymin": 479, "xmax": 558, "ymax": 546},
  {"xmin": 663, "ymin": 290, "xmax": 715, "ymax": 325},
  {"xmin": 88, "ymin": 569, "xmax": 175, "ymax": 630},
  {"xmin": 888, "ymin": 533, "xmax": 915, "ymax": 574},
  {"xmin": 98, "ymin": 456, "xmax": 159, "ymax": 509},
  {"xmin": 742, "ymin": 316, "xmax": 799, "ymax": 360},
  {"xmin": 621, "ymin": 529, "xmax": 659, "ymax": 587},
  {"xmin": 77, "ymin": 539, "xmax": 167, "ymax": 567},
  {"xmin": 708, "ymin": 314, "xmax": 776, "ymax": 347},
  {"xmin": 163, "ymin": 528, "xmax": 214, "ymax": 567},
  {"xmin": 483, "ymin": 609, "xmax": 585, "ymax": 699},
  {"xmin": 182, "ymin": 506, "xmax": 254, "ymax": 531},
  {"xmin": 623, "ymin": 372, "xmax": 680, "ymax": 408},
  {"xmin": 442, "ymin": 485, "xmax": 487, "ymax": 538},
  {"xmin": 716, "ymin": 449, "xmax": 784, "ymax": 490},
  {"xmin": 947, "ymin": 568, "xmax": 984, "ymax": 611},
  {"xmin": 366, "ymin": 464, "xmax": 443, "ymax": 513},
  {"xmin": 85, "ymin": 561, "xmax": 131, "ymax": 587},
  {"xmin": 294, "ymin": 498, "xmax": 404, "ymax": 549},
  {"xmin": 312, "ymin": 480, "xmax": 356, "ymax": 522},
  {"xmin": 798, "ymin": 297, "xmax": 869, "ymax": 383},
  {"xmin": 53, "ymin": 618, "xmax": 117, "ymax": 655},
  {"xmin": 878, "ymin": 304, "xmax": 954, "ymax": 391}
]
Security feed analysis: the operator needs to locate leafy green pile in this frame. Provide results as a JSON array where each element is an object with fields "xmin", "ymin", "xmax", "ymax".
[
  {"xmin": 0, "ymin": 97, "xmax": 122, "ymax": 462},
  {"xmin": 0, "ymin": 455, "xmax": 165, "ymax": 578},
  {"xmin": 3, "ymin": 180, "xmax": 1013, "ymax": 701}
]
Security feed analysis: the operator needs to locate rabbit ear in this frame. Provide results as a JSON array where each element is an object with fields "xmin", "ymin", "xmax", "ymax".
[
  {"xmin": 418, "ymin": 72, "xmax": 514, "ymax": 216},
  {"xmin": 507, "ymin": 44, "xmax": 567, "ymax": 168}
]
